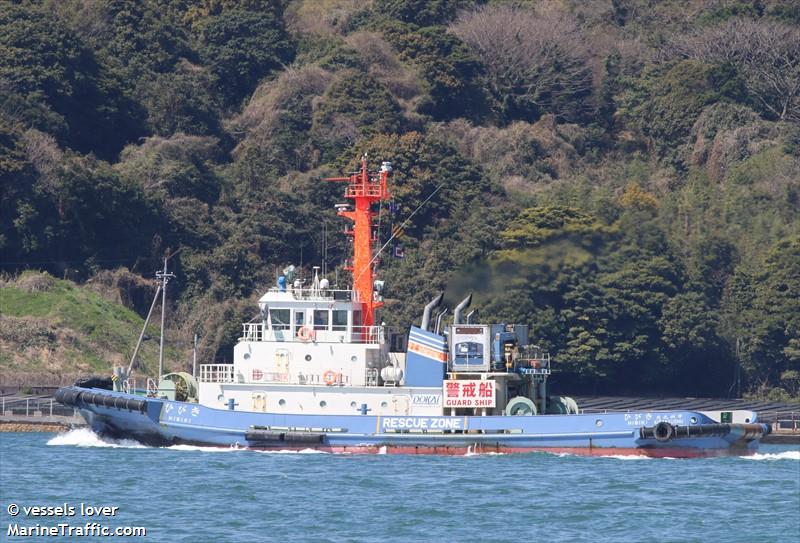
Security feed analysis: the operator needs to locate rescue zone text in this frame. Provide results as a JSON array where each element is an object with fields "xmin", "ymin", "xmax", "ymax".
[{"xmin": 381, "ymin": 417, "xmax": 464, "ymax": 430}]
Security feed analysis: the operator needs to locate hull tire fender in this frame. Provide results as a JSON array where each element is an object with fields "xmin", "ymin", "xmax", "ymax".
[
  {"xmin": 129, "ymin": 397, "xmax": 148, "ymax": 413},
  {"xmin": 653, "ymin": 421, "xmax": 674, "ymax": 442},
  {"xmin": 85, "ymin": 392, "xmax": 100, "ymax": 407},
  {"xmin": 55, "ymin": 388, "xmax": 82, "ymax": 407}
]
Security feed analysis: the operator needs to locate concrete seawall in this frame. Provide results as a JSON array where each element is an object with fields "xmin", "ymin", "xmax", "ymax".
[
  {"xmin": 761, "ymin": 432, "xmax": 800, "ymax": 444},
  {"xmin": 0, "ymin": 413, "xmax": 85, "ymax": 433}
]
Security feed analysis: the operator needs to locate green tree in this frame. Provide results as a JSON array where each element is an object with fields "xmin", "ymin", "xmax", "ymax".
[
  {"xmin": 67, "ymin": 0, "xmax": 190, "ymax": 80},
  {"xmin": 312, "ymin": 71, "xmax": 404, "ymax": 160},
  {"xmin": 725, "ymin": 237, "xmax": 800, "ymax": 389},
  {"xmin": 616, "ymin": 60, "xmax": 746, "ymax": 159},
  {"xmin": 0, "ymin": 121, "xmax": 39, "ymax": 257},
  {"xmin": 376, "ymin": 0, "xmax": 474, "ymax": 27},
  {"xmin": 658, "ymin": 291, "xmax": 730, "ymax": 393},
  {"xmin": 196, "ymin": 3, "xmax": 295, "ymax": 104},
  {"xmin": 5, "ymin": 146, "xmax": 161, "ymax": 274},
  {"xmin": 140, "ymin": 64, "xmax": 221, "ymax": 137},
  {"xmin": 382, "ymin": 23, "xmax": 486, "ymax": 120},
  {"xmin": 116, "ymin": 134, "xmax": 224, "ymax": 252},
  {"xmin": 0, "ymin": 3, "xmax": 145, "ymax": 158}
]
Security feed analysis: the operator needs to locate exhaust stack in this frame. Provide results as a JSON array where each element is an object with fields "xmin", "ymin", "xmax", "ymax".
[
  {"xmin": 453, "ymin": 294, "xmax": 473, "ymax": 325},
  {"xmin": 420, "ymin": 292, "xmax": 444, "ymax": 331}
]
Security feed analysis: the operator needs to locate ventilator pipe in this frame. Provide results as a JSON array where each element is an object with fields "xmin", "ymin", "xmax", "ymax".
[
  {"xmin": 453, "ymin": 293, "xmax": 472, "ymax": 325},
  {"xmin": 420, "ymin": 292, "xmax": 444, "ymax": 331},
  {"xmin": 435, "ymin": 308, "xmax": 448, "ymax": 335}
]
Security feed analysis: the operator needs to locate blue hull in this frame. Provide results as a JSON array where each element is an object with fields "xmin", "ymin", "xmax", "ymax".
[{"xmin": 59, "ymin": 387, "xmax": 767, "ymax": 457}]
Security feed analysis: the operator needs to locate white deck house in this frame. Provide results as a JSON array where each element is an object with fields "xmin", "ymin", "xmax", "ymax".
[{"xmin": 196, "ymin": 285, "xmax": 441, "ymax": 417}]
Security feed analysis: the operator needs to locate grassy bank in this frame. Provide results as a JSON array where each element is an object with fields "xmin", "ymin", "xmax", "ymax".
[{"xmin": 0, "ymin": 272, "xmax": 178, "ymax": 382}]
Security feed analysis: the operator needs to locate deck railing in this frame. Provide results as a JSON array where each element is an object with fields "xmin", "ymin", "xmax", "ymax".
[
  {"xmin": 240, "ymin": 323, "xmax": 384, "ymax": 344},
  {"xmin": 197, "ymin": 364, "xmax": 354, "ymax": 386},
  {"xmin": 515, "ymin": 353, "xmax": 551, "ymax": 375},
  {"xmin": 199, "ymin": 364, "xmax": 235, "ymax": 383},
  {"xmin": 265, "ymin": 287, "xmax": 362, "ymax": 302},
  {"xmin": 0, "ymin": 396, "xmax": 72, "ymax": 417},
  {"xmin": 345, "ymin": 182, "xmax": 384, "ymax": 198}
]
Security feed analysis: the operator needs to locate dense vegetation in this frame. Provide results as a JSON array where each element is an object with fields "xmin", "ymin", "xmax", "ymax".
[{"xmin": 1, "ymin": 0, "xmax": 798, "ymax": 399}]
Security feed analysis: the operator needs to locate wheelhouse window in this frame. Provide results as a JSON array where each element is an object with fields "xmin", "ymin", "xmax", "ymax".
[
  {"xmin": 332, "ymin": 310, "xmax": 348, "ymax": 331},
  {"xmin": 292, "ymin": 310, "xmax": 305, "ymax": 336},
  {"xmin": 454, "ymin": 341, "xmax": 483, "ymax": 365},
  {"xmin": 269, "ymin": 309, "xmax": 290, "ymax": 330},
  {"xmin": 313, "ymin": 310, "xmax": 329, "ymax": 331}
]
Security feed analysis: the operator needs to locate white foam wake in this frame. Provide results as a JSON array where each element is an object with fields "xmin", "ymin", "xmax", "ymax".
[
  {"xmin": 743, "ymin": 450, "xmax": 800, "ymax": 461},
  {"xmin": 48, "ymin": 431, "xmax": 331, "ymax": 454},
  {"xmin": 546, "ymin": 452, "xmax": 652, "ymax": 460},
  {"xmin": 602, "ymin": 454, "xmax": 657, "ymax": 460},
  {"xmin": 256, "ymin": 448, "xmax": 329, "ymax": 455},
  {"xmin": 165, "ymin": 444, "xmax": 242, "ymax": 452},
  {"xmin": 159, "ymin": 444, "xmax": 329, "ymax": 454},
  {"xmin": 47, "ymin": 428, "xmax": 146, "ymax": 448}
]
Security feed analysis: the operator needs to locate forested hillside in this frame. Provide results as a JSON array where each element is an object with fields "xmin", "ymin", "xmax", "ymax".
[{"xmin": 1, "ymin": 0, "xmax": 798, "ymax": 398}]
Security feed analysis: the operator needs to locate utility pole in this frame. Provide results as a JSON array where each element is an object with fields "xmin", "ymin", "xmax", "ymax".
[
  {"xmin": 127, "ymin": 284, "xmax": 161, "ymax": 376},
  {"xmin": 192, "ymin": 333, "xmax": 198, "ymax": 378},
  {"xmin": 156, "ymin": 256, "xmax": 175, "ymax": 380}
]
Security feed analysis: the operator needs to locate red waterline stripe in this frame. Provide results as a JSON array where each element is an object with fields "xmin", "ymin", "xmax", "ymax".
[{"xmin": 245, "ymin": 444, "xmax": 757, "ymax": 458}]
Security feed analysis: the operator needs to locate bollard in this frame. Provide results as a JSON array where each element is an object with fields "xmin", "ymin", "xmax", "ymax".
[
  {"xmin": 50, "ymin": 399, "xmax": 53, "ymax": 417},
  {"xmin": 26, "ymin": 398, "xmax": 29, "ymax": 416}
]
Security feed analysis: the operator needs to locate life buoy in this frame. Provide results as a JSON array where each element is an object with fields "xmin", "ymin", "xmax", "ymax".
[
  {"xmin": 297, "ymin": 326, "xmax": 316, "ymax": 342},
  {"xmin": 323, "ymin": 370, "xmax": 338, "ymax": 385}
]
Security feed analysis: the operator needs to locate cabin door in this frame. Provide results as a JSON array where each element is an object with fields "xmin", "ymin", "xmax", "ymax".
[
  {"xmin": 252, "ymin": 392, "xmax": 267, "ymax": 412},
  {"xmin": 274, "ymin": 349, "xmax": 291, "ymax": 382}
]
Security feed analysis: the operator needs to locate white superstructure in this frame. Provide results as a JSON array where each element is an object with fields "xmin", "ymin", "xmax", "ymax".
[{"xmin": 197, "ymin": 284, "xmax": 443, "ymax": 416}]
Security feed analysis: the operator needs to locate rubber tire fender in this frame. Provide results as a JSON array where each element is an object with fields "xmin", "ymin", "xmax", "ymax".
[{"xmin": 653, "ymin": 421, "xmax": 674, "ymax": 442}]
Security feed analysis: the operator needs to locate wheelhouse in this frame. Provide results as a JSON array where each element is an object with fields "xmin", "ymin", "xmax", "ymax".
[{"xmin": 240, "ymin": 287, "xmax": 382, "ymax": 345}]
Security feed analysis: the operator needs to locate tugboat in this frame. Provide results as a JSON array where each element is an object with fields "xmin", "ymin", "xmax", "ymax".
[{"xmin": 56, "ymin": 157, "xmax": 769, "ymax": 456}]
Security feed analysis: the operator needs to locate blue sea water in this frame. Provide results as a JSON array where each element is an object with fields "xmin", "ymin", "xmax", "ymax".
[{"xmin": 1, "ymin": 430, "xmax": 798, "ymax": 543}]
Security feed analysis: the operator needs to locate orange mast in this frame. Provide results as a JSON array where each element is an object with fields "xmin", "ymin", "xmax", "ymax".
[{"xmin": 325, "ymin": 155, "xmax": 391, "ymax": 328}]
